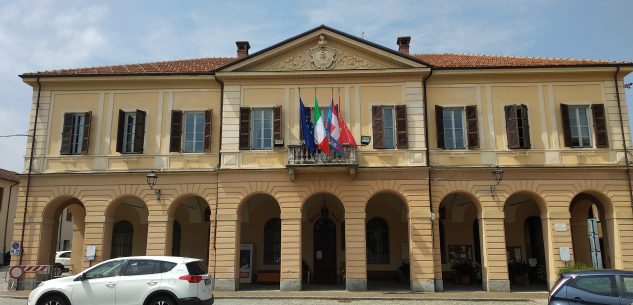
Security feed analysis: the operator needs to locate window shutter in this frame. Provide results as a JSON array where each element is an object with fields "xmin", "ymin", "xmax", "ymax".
[
  {"xmin": 170, "ymin": 111, "xmax": 183, "ymax": 152},
  {"xmin": 435, "ymin": 105, "xmax": 445, "ymax": 149},
  {"xmin": 204, "ymin": 109, "xmax": 213, "ymax": 152},
  {"xmin": 591, "ymin": 104, "xmax": 608, "ymax": 148},
  {"xmin": 465, "ymin": 105, "xmax": 479, "ymax": 149},
  {"xmin": 273, "ymin": 106, "xmax": 282, "ymax": 145},
  {"xmin": 134, "ymin": 110, "xmax": 146, "ymax": 153},
  {"xmin": 116, "ymin": 110, "xmax": 124, "ymax": 153},
  {"xmin": 520, "ymin": 104, "xmax": 531, "ymax": 149},
  {"xmin": 60, "ymin": 113, "xmax": 73, "ymax": 155},
  {"xmin": 505, "ymin": 105, "xmax": 520, "ymax": 149},
  {"xmin": 81, "ymin": 111, "xmax": 92, "ymax": 154},
  {"xmin": 560, "ymin": 104, "xmax": 572, "ymax": 147},
  {"xmin": 239, "ymin": 107, "xmax": 251, "ymax": 150},
  {"xmin": 395, "ymin": 105, "xmax": 408, "ymax": 149},
  {"xmin": 372, "ymin": 106, "xmax": 384, "ymax": 149}
]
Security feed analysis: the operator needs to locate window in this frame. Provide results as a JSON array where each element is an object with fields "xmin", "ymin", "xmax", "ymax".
[
  {"xmin": 505, "ymin": 104, "xmax": 531, "ymax": 149},
  {"xmin": 372, "ymin": 105, "xmax": 408, "ymax": 149},
  {"xmin": 252, "ymin": 108, "xmax": 273, "ymax": 149},
  {"xmin": 435, "ymin": 105, "xmax": 479, "ymax": 149},
  {"xmin": 172, "ymin": 220, "xmax": 181, "ymax": 256},
  {"xmin": 84, "ymin": 259, "xmax": 125, "ymax": 279},
  {"xmin": 123, "ymin": 260, "xmax": 158, "ymax": 276},
  {"xmin": 621, "ymin": 276, "xmax": 633, "ymax": 298},
  {"xmin": 569, "ymin": 275, "xmax": 617, "ymax": 297},
  {"xmin": 264, "ymin": 218, "xmax": 281, "ymax": 265},
  {"xmin": 239, "ymin": 106, "xmax": 282, "ymax": 150},
  {"xmin": 0, "ymin": 187, "xmax": 4, "ymax": 211},
  {"xmin": 66, "ymin": 209, "xmax": 72, "ymax": 222},
  {"xmin": 170, "ymin": 110, "xmax": 212, "ymax": 153},
  {"xmin": 561, "ymin": 104, "xmax": 609, "ymax": 148},
  {"xmin": 366, "ymin": 218, "xmax": 390, "ymax": 264},
  {"xmin": 111, "ymin": 220, "xmax": 133, "ymax": 258},
  {"xmin": 61, "ymin": 112, "xmax": 91, "ymax": 155},
  {"xmin": 116, "ymin": 110, "xmax": 146, "ymax": 154}
]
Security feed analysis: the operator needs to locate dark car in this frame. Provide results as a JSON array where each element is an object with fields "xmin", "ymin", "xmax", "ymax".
[{"xmin": 549, "ymin": 269, "xmax": 633, "ymax": 305}]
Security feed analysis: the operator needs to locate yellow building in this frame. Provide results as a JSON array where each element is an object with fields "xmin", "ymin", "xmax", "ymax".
[
  {"xmin": 0, "ymin": 169, "xmax": 19, "ymax": 265},
  {"xmin": 12, "ymin": 25, "xmax": 633, "ymax": 292}
]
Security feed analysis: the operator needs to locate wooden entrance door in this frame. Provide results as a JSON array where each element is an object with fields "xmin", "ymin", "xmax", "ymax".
[{"xmin": 313, "ymin": 217, "xmax": 337, "ymax": 284}]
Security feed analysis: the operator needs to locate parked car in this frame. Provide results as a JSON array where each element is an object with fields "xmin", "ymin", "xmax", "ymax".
[
  {"xmin": 28, "ymin": 256, "xmax": 214, "ymax": 305},
  {"xmin": 549, "ymin": 269, "xmax": 633, "ymax": 305},
  {"xmin": 54, "ymin": 251, "xmax": 71, "ymax": 276}
]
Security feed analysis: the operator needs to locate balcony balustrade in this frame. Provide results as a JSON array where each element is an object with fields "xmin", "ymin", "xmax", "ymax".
[{"xmin": 287, "ymin": 144, "xmax": 358, "ymax": 167}]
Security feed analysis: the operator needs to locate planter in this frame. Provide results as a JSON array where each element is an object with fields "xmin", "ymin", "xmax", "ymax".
[
  {"xmin": 513, "ymin": 274, "xmax": 528, "ymax": 285},
  {"xmin": 460, "ymin": 274, "xmax": 471, "ymax": 285}
]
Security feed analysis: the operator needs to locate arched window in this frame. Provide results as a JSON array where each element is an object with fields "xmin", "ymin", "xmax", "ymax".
[
  {"xmin": 112, "ymin": 220, "xmax": 133, "ymax": 258},
  {"xmin": 172, "ymin": 220, "xmax": 181, "ymax": 256},
  {"xmin": 264, "ymin": 218, "xmax": 281, "ymax": 265},
  {"xmin": 366, "ymin": 218, "xmax": 389, "ymax": 264}
]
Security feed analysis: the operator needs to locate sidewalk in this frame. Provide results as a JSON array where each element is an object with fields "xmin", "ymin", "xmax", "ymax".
[{"xmin": 0, "ymin": 288, "xmax": 548, "ymax": 301}]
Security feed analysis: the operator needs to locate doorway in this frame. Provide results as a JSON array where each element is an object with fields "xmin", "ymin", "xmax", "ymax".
[{"xmin": 313, "ymin": 217, "xmax": 337, "ymax": 284}]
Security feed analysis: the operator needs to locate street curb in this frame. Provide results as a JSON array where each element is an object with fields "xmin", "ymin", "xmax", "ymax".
[{"xmin": 214, "ymin": 296, "xmax": 535, "ymax": 302}]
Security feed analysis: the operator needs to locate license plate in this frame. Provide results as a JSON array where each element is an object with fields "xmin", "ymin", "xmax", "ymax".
[{"xmin": 204, "ymin": 279, "xmax": 211, "ymax": 285}]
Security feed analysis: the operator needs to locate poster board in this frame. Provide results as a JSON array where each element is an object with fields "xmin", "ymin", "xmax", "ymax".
[{"xmin": 239, "ymin": 244, "xmax": 253, "ymax": 284}]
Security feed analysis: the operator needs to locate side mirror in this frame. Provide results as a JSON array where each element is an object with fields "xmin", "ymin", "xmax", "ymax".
[{"xmin": 74, "ymin": 273, "xmax": 86, "ymax": 281}]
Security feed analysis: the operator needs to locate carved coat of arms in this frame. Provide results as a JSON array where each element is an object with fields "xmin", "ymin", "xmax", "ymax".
[{"xmin": 309, "ymin": 35, "xmax": 338, "ymax": 70}]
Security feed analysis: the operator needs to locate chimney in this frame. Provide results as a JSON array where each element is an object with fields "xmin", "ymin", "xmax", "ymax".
[
  {"xmin": 397, "ymin": 36, "xmax": 411, "ymax": 54},
  {"xmin": 236, "ymin": 41, "xmax": 250, "ymax": 59}
]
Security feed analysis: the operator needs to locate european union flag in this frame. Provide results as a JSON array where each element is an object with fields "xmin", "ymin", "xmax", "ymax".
[{"xmin": 300, "ymin": 98, "xmax": 316, "ymax": 156}]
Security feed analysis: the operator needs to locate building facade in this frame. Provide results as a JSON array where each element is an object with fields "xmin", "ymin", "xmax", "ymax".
[
  {"xmin": 0, "ymin": 169, "xmax": 19, "ymax": 265},
  {"xmin": 12, "ymin": 26, "xmax": 633, "ymax": 292}
]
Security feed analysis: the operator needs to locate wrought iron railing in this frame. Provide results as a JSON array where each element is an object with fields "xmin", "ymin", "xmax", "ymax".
[{"xmin": 287, "ymin": 144, "xmax": 357, "ymax": 166}]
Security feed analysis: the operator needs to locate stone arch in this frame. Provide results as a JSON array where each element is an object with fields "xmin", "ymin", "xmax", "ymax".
[
  {"xmin": 437, "ymin": 191, "xmax": 482, "ymax": 215},
  {"xmin": 166, "ymin": 194, "xmax": 212, "ymax": 263},
  {"xmin": 569, "ymin": 190, "xmax": 617, "ymax": 269},
  {"xmin": 365, "ymin": 189, "xmax": 410, "ymax": 214},
  {"xmin": 102, "ymin": 195, "xmax": 149, "ymax": 260},
  {"xmin": 38, "ymin": 195, "xmax": 86, "ymax": 276},
  {"xmin": 503, "ymin": 191, "xmax": 550, "ymax": 289}
]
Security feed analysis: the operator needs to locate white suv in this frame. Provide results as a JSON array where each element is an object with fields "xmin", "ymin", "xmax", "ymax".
[{"xmin": 28, "ymin": 256, "xmax": 214, "ymax": 305}]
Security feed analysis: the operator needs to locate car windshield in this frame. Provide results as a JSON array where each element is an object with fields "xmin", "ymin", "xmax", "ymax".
[{"xmin": 84, "ymin": 260, "xmax": 125, "ymax": 279}]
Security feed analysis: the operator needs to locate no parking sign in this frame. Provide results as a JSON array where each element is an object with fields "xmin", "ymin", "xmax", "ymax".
[
  {"xmin": 9, "ymin": 241, "xmax": 21, "ymax": 256},
  {"xmin": 8, "ymin": 266, "xmax": 23, "ymax": 279}
]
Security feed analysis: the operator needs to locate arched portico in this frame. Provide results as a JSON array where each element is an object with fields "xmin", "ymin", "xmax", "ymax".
[
  {"xmin": 103, "ymin": 196, "xmax": 148, "ymax": 259},
  {"xmin": 167, "ymin": 195, "xmax": 211, "ymax": 265},
  {"xmin": 570, "ymin": 192, "xmax": 616, "ymax": 269}
]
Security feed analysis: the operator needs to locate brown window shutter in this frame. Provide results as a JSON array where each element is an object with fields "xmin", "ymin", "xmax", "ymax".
[
  {"xmin": 81, "ymin": 112, "xmax": 92, "ymax": 154},
  {"xmin": 520, "ymin": 104, "xmax": 531, "ymax": 149},
  {"xmin": 465, "ymin": 105, "xmax": 479, "ymax": 149},
  {"xmin": 592, "ymin": 104, "xmax": 608, "ymax": 148},
  {"xmin": 372, "ymin": 106, "xmax": 384, "ymax": 149},
  {"xmin": 239, "ymin": 107, "xmax": 251, "ymax": 150},
  {"xmin": 435, "ymin": 105, "xmax": 445, "ymax": 149},
  {"xmin": 273, "ymin": 106, "xmax": 282, "ymax": 144},
  {"xmin": 60, "ymin": 113, "xmax": 73, "ymax": 155},
  {"xmin": 560, "ymin": 104, "xmax": 572, "ymax": 147},
  {"xmin": 204, "ymin": 109, "xmax": 213, "ymax": 152},
  {"xmin": 116, "ymin": 110, "xmax": 124, "ymax": 153},
  {"xmin": 395, "ymin": 105, "xmax": 408, "ymax": 149},
  {"xmin": 134, "ymin": 110, "xmax": 146, "ymax": 153},
  {"xmin": 505, "ymin": 105, "xmax": 520, "ymax": 149},
  {"xmin": 170, "ymin": 111, "xmax": 183, "ymax": 152}
]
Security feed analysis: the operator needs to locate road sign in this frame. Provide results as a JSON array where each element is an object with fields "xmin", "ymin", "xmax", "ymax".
[
  {"xmin": 9, "ymin": 241, "xmax": 21, "ymax": 256},
  {"xmin": 8, "ymin": 266, "xmax": 23, "ymax": 279}
]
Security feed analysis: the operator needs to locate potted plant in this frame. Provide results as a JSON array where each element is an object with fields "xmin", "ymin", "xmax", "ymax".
[
  {"xmin": 398, "ymin": 261, "xmax": 410, "ymax": 284},
  {"xmin": 452, "ymin": 260, "xmax": 473, "ymax": 285},
  {"xmin": 558, "ymin": 263, "xmax": 593, "ymax": 278},
  {"xmin": 508, "ymin": 260, "xmax": 530, "ymax": 285},
  {"xmin": 338, "ymin": 261, "xmax": 346, "ymax": 284}
]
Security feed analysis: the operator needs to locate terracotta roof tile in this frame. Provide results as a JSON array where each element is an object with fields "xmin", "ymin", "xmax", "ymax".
[
  {"xmin": 414, "ymin": 53, "xmax": 627, "ymax": 68},
  {"xmin": 0, "ymin": 168, "xmax": 19, "ymax": 182},
  {"xmin": 21, "ymin": 53, "xmax": 630, "ymax": 77},
  {"xmin": 22, "ymin": 57, "xmax": 236, "ymax": 77}
]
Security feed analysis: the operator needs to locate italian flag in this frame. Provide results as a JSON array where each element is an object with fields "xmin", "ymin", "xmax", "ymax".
[{"xmin": 313, "ymin": 97, "xmax": 330, "ymax": 154}]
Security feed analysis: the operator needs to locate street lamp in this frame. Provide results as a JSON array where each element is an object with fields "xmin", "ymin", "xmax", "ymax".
[
  {"xmin": 489, "ymin": 166, "xmax": 504, "ymax": 197},
  {"xmin": 146, "ymin": 171, "xmax": 161, "ymax": 200}
]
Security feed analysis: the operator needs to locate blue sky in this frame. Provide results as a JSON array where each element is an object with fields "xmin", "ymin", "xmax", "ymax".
[{"xmin": 1, "ymin": 0, "xmax": 632, "ymax": 172}]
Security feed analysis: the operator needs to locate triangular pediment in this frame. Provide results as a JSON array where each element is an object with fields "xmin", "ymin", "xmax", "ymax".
[{"xmin": 219, "ymin": 26, "xmax": 429, "ymax": 73}]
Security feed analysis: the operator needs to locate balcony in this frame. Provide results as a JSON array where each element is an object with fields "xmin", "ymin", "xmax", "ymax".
[{"xmin": 287, "ymin": 144, "xmax": 358, "ymax": 180}]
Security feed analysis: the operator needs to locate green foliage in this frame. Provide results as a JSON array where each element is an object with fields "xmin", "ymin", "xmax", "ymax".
[
  {"xmin": 558, "ymin": 263, "xmax": 593, "ymax": 277},
  {"xmin": 451, "ymin": 260, "xmax": 473, "ymax": 275},
  {"xmin": 508, "ymin": 260, "xmax": 530, "ymax": 275}
]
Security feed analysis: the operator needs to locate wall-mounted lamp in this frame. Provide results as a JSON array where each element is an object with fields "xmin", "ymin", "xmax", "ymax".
[
  {"xmin": 146, "ymin": 171, "xmax": 161, "ymax": 200},
  {"xmin": 360, "ymin": 136, "xmax": 371, "ymax": 146},
  {"xmin": 489, "ymin": 166, "xmax": 504, "ymax": 197}
]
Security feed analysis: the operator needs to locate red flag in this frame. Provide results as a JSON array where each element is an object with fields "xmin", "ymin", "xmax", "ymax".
[{"xmin": 337, "ymin": 97, "xmax": 358, "ymax": 147}]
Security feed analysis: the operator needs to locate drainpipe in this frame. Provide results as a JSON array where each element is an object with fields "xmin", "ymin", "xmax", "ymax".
[
  {"xmin": 212, "ymin": 75, "xmax": 224, "ymax": 281},
  {"xmin": 19, "ymin": 77, "xmax": 42, "ymax": 265},
  {"xmin": 422, "ymin": 69, "xmax": 434, "ymax": 287},
  {"xmin": 2, "ymin": 180, "xmax": 19, "ymax": 259},
  {"xmin": 613, "ymin": 67, "xmax": 633, "ymax": 205}
]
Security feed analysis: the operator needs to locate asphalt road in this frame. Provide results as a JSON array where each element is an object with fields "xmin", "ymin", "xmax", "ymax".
[{"xmin": 0, "ymin": 296, "xmax": 547, "ymax": 305}]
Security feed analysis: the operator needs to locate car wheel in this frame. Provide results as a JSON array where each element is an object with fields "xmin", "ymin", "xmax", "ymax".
[
  {"xmin": 39, "ymin": 294, "xmax": 68, "ymax": 305},
  {"xmin": 148, "ymin": 295, "xmax": 175, "ymax": 305},
  {"xmin": 53, "ymin": 264, "xmax": 64, "ymax": 276}
]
